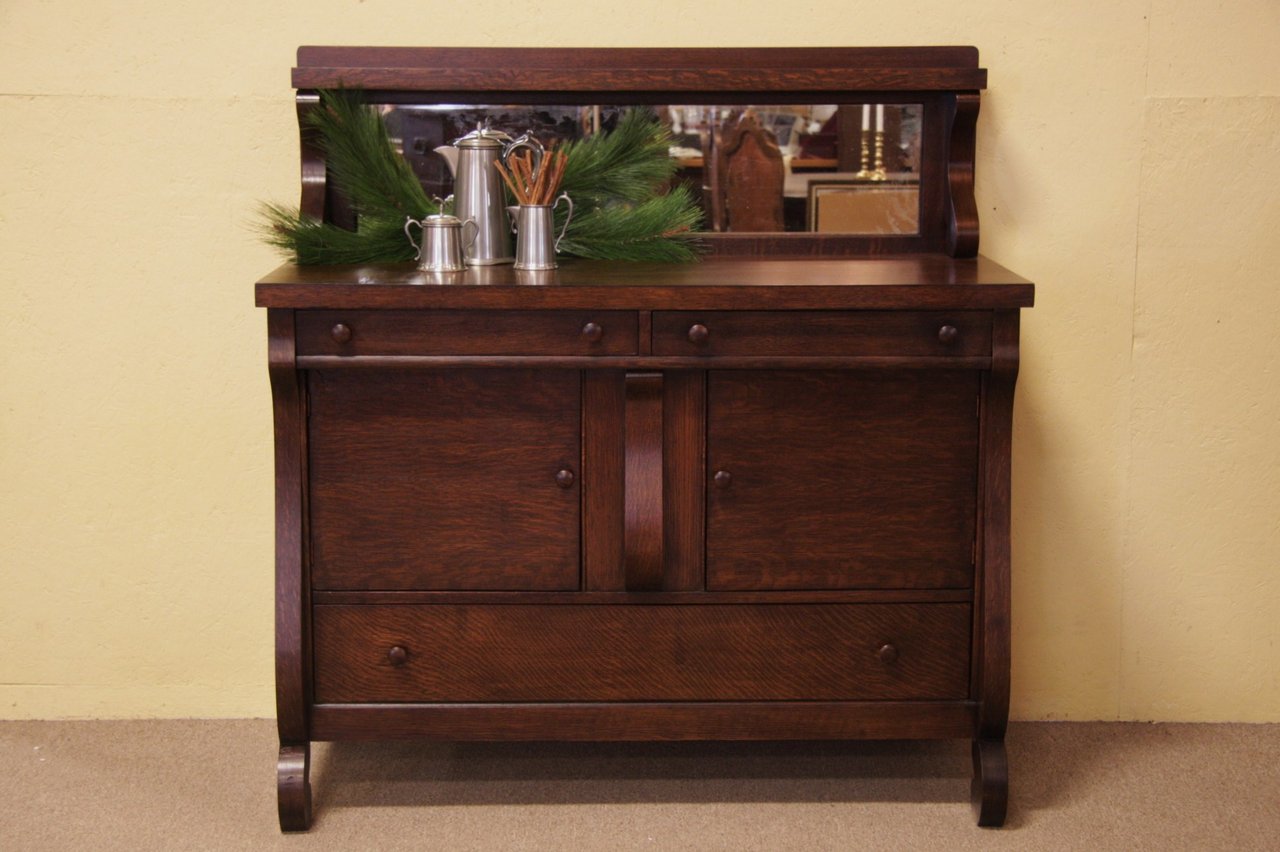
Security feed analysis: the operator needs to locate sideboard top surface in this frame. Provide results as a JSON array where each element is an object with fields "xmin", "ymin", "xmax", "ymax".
[{"xmin": 256, "ymin": 255, "xmax": 1034, "ymax": 311}]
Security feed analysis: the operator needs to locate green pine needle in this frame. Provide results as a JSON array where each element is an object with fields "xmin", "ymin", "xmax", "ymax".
[
  {"xmin": 557, "ymin": 186, "xmax": 703, "ymax": 263},
  {"xmin": 307, "ymin": 90, "xmax": 434, "ymax": 220},
  {"xmin": 559, "ymin": 109, "xmax": 679, "ymax": 206},
  {"xmin": 259, "ymin": 203, "xmax": 417, "ymax": 265}
]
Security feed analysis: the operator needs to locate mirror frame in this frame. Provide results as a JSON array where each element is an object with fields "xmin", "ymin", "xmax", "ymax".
[{"xmin": 292, "ymin": 46, "xmax": 987, "ymax": 258}]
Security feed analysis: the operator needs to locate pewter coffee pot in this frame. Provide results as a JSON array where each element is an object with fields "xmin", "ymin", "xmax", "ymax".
[{"xmin": 435, "ymin": 126, "xmax": 542, "ymax": 266}]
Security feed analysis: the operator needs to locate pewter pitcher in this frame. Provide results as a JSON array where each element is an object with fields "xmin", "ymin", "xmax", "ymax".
[
  {"xmin": 437, "ymin": 127, "xmax": 542, "ymax": 266},
  {"xmin": 512, "ymin": 193, "xmax": 574, "ymax": 271}
]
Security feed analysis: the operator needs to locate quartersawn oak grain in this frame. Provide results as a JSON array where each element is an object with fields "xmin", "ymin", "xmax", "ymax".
[
  {"xmin": 307, "ymin": 369, "xmax": 581, "ymax": 591},
  {"xmin": 312, "ymin": 603, "xmax": 972, "ymax": 702},
  {"xmin": 256, "ymin": 256, "xmax": 1034, "ymax": 311},
  {"xmin": 707, "ymin": 370, "xmax": 980, "ymax": 591}
]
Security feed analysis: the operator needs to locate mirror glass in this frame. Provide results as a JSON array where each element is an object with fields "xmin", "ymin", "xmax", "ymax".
[{"xmin": 380, "ymin": 103, "xmax": 923, "ymax": 236}]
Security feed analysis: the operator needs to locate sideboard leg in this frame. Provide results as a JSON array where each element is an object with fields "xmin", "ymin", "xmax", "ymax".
[
  {"xmin": 277, "ymin": 742, "xmax": 313, "ymax": 832},
  {"xmin": 970, "ymin": 738, "xmax": 1008, "ymax": 827}
]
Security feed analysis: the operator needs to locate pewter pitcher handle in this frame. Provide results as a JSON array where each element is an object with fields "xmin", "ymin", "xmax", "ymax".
[
  {"xmin": 404, "ymin": 216, "xmax": 424, "ymax": 260},
  {"xmin": 552, "ymin": 193, "xmax": 574, "ymax": 253}
]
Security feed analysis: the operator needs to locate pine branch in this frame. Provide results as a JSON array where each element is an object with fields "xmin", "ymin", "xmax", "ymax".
[
  {"xmin": 557, "ymin": 186, "xmax": 704, "ymax": 262},
  {"xmin": 308, "ymin": 90, "xmax": 434, "ymax": 219},
  {"xmin": 259, "ymin": 203, "xmax": 416, "ymax": 265},
  {"xmin": 559, "ymin": 109, "xmax": 679, "ymax": 206}
]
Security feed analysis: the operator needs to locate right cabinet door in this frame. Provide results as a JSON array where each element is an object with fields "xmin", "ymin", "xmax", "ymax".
[{"xmin": 706, "ymin": 370, "xmax": 980, "ymax": 591}]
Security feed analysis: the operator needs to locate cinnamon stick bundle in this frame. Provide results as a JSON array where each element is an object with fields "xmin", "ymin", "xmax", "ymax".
[{"xmin": 494, "ymin": 143, "xmax": 569, "ymax": 206}]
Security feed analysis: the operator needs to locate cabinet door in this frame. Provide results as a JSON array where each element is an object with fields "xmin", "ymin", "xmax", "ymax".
[
  {"xmin": 308, "ymin": 369, "xmax": 581, "ymax": 590},
  {"xmin": 707, "ymin": 370, "xmax": 979, "ymax": 590}
]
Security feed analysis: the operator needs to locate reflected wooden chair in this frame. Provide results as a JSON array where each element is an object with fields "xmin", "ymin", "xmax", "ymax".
[{"xmin": 711, "ymin": 111, "xmax": 785, "ymax": 232}]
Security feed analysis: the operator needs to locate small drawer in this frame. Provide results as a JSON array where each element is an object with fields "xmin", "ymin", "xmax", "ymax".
[
  {"xmin": 652, "ymin": 311, "xmax": 991, "ymax": 357},
  {"xmin": 312, "ymin": 603, "xmax": 972, "ymax": 703},
  {"xmin": 297, "ymin": 310, "xmax": 638, "ymax": 356}
]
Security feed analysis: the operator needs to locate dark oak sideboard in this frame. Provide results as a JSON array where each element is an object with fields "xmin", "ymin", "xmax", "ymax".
[
  {"xmin": 256, "ymin": 256, "xmax": 1033, "ymax": 829},
  {"xmin": 260, "ymin": 45, "xmax": 1035, "ymax": 830}
]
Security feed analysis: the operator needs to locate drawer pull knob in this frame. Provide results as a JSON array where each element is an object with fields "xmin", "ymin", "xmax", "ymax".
[
  {"xmin": 555, "ymin": 468, "xmax": 576, "ymax": 488},
  {"xmin": 937, "ymin": 325, "xmax": 959, "ymax": 345},
  {"xmin": 387, "ymin": 645, "xmax": 409, "ymax": 666},
  {"xmin": 877, "ymin": 644, "xmax": 900, "ymax": 664},
  {"xmin": 581, "ymin": 322, "xmax": 604, "ymax": 343},
  {"xmin": 713, "ymin": 469, "xmax": 733, "ymax": 489},
  {"xmin": 331, "ymin": 323, "xmax": 353, "ymax": 344},
  {"xmin": 687, "ymin": 323, "xmax": 710, "ymax": 345}
]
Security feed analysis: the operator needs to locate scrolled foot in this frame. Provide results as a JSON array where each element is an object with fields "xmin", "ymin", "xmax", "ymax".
[
  {"xmin": 278, "ymin": 742, "xmax": 313, "ymax": 832},
  {"xmin": 970, "ymin": 738, "xmax": 1008, "ymax": 827}
]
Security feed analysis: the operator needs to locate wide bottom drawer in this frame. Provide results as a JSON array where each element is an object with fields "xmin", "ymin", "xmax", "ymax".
[{"xmin": 313, "ymin": 603, "xmax": 972, "ymax": 703}]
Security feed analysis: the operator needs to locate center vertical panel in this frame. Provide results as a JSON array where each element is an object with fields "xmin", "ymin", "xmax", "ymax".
[{"xmin": 624, "ymin": 372, "xmax": 664, "ymax": 590}]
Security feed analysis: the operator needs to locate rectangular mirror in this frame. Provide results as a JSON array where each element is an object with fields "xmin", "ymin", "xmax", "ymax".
[{"xmin": 379, "ymin": 103, "xmax": 923, "ymax": 236}]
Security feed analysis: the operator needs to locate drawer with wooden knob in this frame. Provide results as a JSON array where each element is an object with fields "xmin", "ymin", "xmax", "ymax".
[
  {"xmin": 311, "ymin": 603, "xmax": 973, "ymax": 703},
  {"xmin": 296, "ymin": 309, "xmax": 638, "ymax": 356},
  {"xmin": 651, "ymin": 311, "xmax": 991, "ymax": 357}
]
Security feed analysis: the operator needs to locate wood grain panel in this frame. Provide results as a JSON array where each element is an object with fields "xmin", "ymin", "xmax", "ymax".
[
  {"xmin": 582, "ymin": 371, "xmax": 626, "ymax": 591},
  {"xmin": 313, "ymin": 603, "xmax": 972, "ymax": 703},
  {"xmin": 257, "ymin": 257, "xmax": 1036, "ymax": 311},
  {"xmin": 663, "ymin": 371, "xmax": 706, "ymax": 591},
  {"xmin": 296, "ymin": 46, "xmax": 983, "ymax": 72},
  {"xmin": 296, "ymin": 310, "xmax": 637, "ymax": 356},
  {"xmin": 624, "ymin": 373, "xmax": 664, "ymax": 590},
  {"xmin": 308, "ymin": 369, "xmax": 580, "ymax": 590},
  {"xmin": 653, "ymin": 311, "xmax": 991, "ymax": 357},
  {"xmin": 707, "ymin": 370, "xmax": 980, "ymax": 590},
  {"xmin": 310, "ymin": 701, "xmax": 977, "ymax": 742},
  {"xmin": 292, "ymin": 66, "xmax": 987, "ymax": 93}
]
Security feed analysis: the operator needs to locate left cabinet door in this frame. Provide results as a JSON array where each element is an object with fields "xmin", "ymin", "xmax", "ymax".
[{"xmin": 307, "ymin": 368, "xmax": 582, "ymax": 591}]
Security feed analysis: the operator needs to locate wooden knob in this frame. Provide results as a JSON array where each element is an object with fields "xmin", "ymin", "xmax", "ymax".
[
  {"xmin": 713, "ymin": 470, "xmax": 733, "ymax": 489},
  {"xmin": 581, "ymin": 322, "xmax": 604, "ymax": 343},
  {"xmin": 937, "ymin": 325, "xmax": 959, "ymax": 345},
  {"xmin": 687, "ymin": 323, "xmax": 710, "ymax": 345},
  {"xmin": 877, "ymin": 644, "xmax": 899, "ymax": 664},
  {"xmin": 555, "ymin": 468, "xmax": 576, "ymax": 488},
  {"xmin": 331, "ymin": 323, "xmax": 352, "ymax": 344},
  {"xmin": 387, "ymin": 645, "xmax": 409, "ymax": 666}
]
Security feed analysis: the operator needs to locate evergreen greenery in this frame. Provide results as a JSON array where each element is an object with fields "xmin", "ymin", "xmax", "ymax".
[{"xmin": 258, "ymin": 91, "xmax": 702, "ymax": 265}]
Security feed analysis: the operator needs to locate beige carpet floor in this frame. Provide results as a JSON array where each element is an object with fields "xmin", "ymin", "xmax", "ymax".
[{"xmin": 1, "ymin": 720, "xmax": 1277, "ymax": 850}]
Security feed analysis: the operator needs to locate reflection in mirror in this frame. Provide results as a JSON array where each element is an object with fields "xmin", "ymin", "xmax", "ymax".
[{"xmin": 380, "ymin": 104, "xmax": 922, "ymax": 236}]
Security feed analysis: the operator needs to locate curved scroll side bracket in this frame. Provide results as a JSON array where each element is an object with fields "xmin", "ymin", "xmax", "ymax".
[
  {"xmin": 278, "ymin": 742, "xmax": 313, "ymax": 831},
  {"xmin": 268, "ymin": 310, "xmax": 309, "ymax": 747},
  {"xmin": 977, "ymin": 310, "xmax": 1020, "ymax": 741},
  {"xmin": 945, "ymin": 92, "xmax": 981, "ymax": 258},
  {"xmin": 971, "ymin": 739, "xmax": 1009, "ymax": 827},
  {"xmin": 296, "ymin": 93, "xmax": 327, "ymax": 220}
]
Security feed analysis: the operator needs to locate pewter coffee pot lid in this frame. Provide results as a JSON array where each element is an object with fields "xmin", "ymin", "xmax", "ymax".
[{"xmin": 452, "ymin": 124, "xmax": 514, "ymax": 149}]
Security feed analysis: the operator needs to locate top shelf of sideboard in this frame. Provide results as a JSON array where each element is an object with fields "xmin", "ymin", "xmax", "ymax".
[{"xmin": 255, "ymin": 255, "xmax": 1034, "ymax": 311}]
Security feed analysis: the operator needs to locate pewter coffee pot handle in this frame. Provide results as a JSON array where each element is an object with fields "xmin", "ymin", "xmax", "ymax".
[{"xmin": 502, "ymin": 133, "xmax": 545, "ymax": 171}]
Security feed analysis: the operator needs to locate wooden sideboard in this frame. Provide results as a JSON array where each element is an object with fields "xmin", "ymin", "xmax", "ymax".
[{"xmin": 259, "ymin": 46, "xmax": 1033, "ymax": 830}]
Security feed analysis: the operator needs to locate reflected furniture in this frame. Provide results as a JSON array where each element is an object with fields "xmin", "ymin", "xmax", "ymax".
[
  {"xmin": 260, "ymin": 46, "xmax": 1034, "ymax": 831},
  {"xmin": 712, "ymin": 111, "xmax": 786, "ymax": 232}
]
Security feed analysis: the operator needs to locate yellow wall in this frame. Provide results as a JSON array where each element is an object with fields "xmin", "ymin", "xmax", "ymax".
[{"xmin": 1, "ymin": 2, "xmax": 1277, "ymax": 721}]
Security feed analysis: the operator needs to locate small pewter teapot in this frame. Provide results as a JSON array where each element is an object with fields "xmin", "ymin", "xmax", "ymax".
[{"xmin": 435, "ymin": 126, "xmax": 542, "ymax": 265}]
